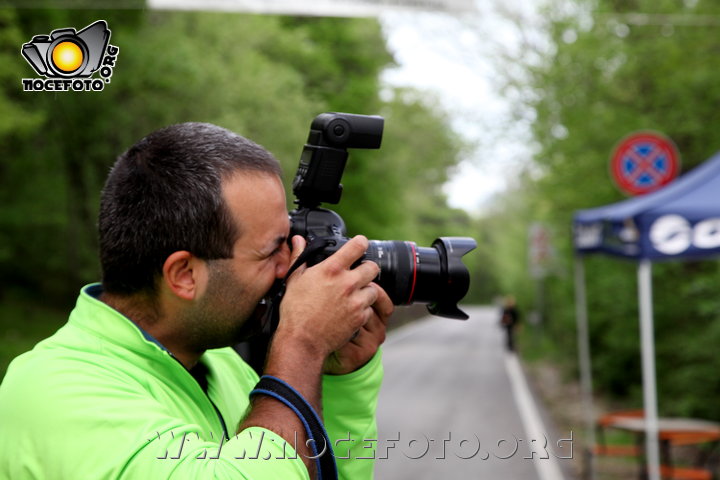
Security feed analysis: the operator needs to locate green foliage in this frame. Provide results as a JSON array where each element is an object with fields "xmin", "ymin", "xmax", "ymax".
[
  {"xmin": 0, "ymin": 9, "xmax": 44, "ymax": 137},
  {"xmin": 486, "ymin": 0, "xmax": 720, "ymax": 418},
  {"xmin": 0, "ymin": 294, "xmax": 67, "ymax": 378},
  {"xmin": 2, "ymin": 9, "xmax": 326, "ymax": 300},
  {"xmin": 0, "ymin": 8, "xmax": 471, "ymax": 369}
]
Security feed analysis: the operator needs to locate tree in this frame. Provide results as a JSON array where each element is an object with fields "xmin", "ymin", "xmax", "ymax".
[
  {"xmin": 0, "ymin": 7, "xmax": 470, "ymax": 311},
  {"xmin": 489, "ymin": 0, "xmax": 720, "ymax": 417}
]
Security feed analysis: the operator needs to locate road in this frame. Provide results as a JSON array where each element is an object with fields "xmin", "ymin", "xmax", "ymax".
[{"xmin": 373, "ymin": 306, "xmax": 575, "ymax": 480}]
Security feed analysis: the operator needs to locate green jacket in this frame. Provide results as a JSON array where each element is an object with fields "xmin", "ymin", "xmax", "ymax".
[{"xmin": 0, "ymin": 284, "xmax": 383, "ymax": 479}]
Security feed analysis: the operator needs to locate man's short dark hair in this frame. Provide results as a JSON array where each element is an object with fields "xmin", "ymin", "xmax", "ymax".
[{"xmin": 99, "ymin": 122, "xmax": 283, "ymax": 296}]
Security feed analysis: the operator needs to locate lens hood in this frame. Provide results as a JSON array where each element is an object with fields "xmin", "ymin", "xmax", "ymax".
[{"xmin": 427, "ymin": 237, "xmax": 477, "ymax": 319}]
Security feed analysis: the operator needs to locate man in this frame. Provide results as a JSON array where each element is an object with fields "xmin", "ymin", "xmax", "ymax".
[
  {"xmin": 500, "ymin": 295, "xmax": 520, "ymax": 352},
  {"xmin": 0, "ymin": 123, "xmax": 393, "ymax": 479}
]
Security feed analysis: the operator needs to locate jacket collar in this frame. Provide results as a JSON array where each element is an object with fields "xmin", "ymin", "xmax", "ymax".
[{"xmin": 69, "ymin": 283, "xmax": 172, "ymax": 360}]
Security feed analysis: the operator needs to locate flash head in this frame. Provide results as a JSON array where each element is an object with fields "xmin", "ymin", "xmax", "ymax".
[
  {"xmin": 308, "ymin": 112, "xmax": 384, "ymax": 149},
  {"xmin": 292, "ymin": 112, "xmax": 383, "ymax": 208}
]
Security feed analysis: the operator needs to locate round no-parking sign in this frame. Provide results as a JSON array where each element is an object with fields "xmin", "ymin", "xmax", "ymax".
[{"xmin": 610, "ymin": 131, "xmax": 681, "ymax": 196}]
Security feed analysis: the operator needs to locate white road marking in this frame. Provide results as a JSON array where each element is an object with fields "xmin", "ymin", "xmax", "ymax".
[{"xmin": 505, "ymin": 352, "xmax": 567, "ymax": 480}]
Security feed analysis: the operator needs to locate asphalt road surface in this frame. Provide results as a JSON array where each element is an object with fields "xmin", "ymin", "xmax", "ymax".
[{"xmin": 373, "ymin": 306, "xmax": 575, "ymax": 480}]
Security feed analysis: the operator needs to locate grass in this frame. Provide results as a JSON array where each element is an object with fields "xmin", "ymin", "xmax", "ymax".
[
  {"xmin": 517, "ymin": 325, "xmax": 646, "ymax": 479},
  {"xmin": 516, "ymin": 323, "xmax": 563, "ymax": 364}
]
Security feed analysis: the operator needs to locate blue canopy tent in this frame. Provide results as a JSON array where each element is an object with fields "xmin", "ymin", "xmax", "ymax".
[{"xmin": 572, "ymin": 151, "xmax": 720, "ymax": 480}]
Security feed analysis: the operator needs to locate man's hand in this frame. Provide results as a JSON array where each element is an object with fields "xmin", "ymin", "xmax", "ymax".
[
  {"xmin": 323, "ymin": 283, "xmax": 393, "ymax": 375},
  {"xmin": 277, "ymin": 235, "xmax": 385, "ymax": 359},
  {"xmin": 245, "ymin": 235, "xmax": 393, "ymax": 477}
]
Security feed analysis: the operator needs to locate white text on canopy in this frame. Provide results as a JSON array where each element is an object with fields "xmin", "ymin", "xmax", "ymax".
[{"xmin": 650, "ymin": 214, "xmax": 720, "ymax": 255}]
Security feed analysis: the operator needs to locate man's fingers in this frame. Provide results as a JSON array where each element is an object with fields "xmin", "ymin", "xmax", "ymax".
[
  {"xmin": 359, "ymin": 284, "xmax": 379, "ymax": 310},
  {"xmin": 286, "ymin": 235, "xmax": 307, "ymax": 279},
  {"xmin": 352, "ymin": 260, "xmax": 380, "ymax": 288},
  {"xmin": 371, "ymin": 283, "xmax": 394, "ymax": 319},
  {"xmin": 326, "ymin": 235, "xmax": 369, "ymax": 270},
  {"xmin": 290, "ymin": 235, "xmax": 306, "ymax": 264}
]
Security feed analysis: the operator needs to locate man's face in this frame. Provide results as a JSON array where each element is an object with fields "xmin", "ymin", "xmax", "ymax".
[{"xmin": 183, "ymin": 172, "xmax": 291, "ymax": 350}]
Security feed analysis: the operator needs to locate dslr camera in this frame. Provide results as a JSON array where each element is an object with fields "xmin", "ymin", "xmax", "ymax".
[
  {"xmin": 21, "ymin": 20, "xmax": 110, "ymax": 78},
  {"xmin": 288, "ymin": 112, "xmax": 476, "ymax": 319}
]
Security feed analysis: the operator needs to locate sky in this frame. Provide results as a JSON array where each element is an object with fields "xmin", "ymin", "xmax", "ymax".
[
  {"xmin": 379, "ymin": 1, "xmax": 543, "ymax": 214},
  {"xmin": 149, "ymin": 0, "xmax": 543, "ymax": 215}
]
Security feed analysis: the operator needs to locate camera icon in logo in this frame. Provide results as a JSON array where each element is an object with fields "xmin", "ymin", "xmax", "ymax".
[{"xmin": 21, "ymin": 20, "xmax": 110, "ymax": 78}]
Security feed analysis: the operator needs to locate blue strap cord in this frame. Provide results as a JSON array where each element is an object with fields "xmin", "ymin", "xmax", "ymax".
[{"xmin": 250, "ymin": 375, "xmax": 337, "ymax": 480}]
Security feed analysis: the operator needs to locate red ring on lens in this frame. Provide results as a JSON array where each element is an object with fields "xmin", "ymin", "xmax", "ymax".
[{"xmin": 406, "ymin": 242, "xmax": 418, "ymax": 304}]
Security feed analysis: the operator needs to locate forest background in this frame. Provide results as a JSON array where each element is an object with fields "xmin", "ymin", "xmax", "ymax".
[{"xmin": 3, "ymin": 0, "xmax": 720, "ymax": 423}]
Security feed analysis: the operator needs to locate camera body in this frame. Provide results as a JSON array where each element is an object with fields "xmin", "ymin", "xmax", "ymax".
[
  {"xmin": 288, "ymin": 113, "xmax": 476, "ymax": 319},
  {"xmin": 21, "ymin": 20, "xmax": 110, "ymax": 77}
]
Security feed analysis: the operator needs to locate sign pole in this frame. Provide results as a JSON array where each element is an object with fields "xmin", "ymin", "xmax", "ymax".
[
  {"xmin": 638, "ymin": 260, "xmax": 660, "ymax": 480},
  {"xmin": 574, "ymin": 256, "xmax": 596, "ymax": 480}
]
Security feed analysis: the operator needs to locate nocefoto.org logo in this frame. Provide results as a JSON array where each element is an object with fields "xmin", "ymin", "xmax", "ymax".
[{"xmin": 21, "ymin": 20, "xmax": 119, "ymax": 92}]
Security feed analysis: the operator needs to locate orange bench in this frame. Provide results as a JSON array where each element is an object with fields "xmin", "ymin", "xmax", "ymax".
[
  {"xmin": 594, "ymin": 409, "xmax": 644, "ymax": 457},
  {"xmin": 595, "ymin": 411, "xmax": 720, "ymax": 479}
]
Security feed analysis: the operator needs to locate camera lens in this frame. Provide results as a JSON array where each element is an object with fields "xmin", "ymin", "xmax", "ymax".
[
  {"xmin": 45, "ymin": 35, "xmax": 89, "ymax": 77},
  {"xmin": 52, "ymin": 41, "xmax": 84, "ymax": 73},
  {"xmin": 364, "ymin": 237, "xmax": 476, "ymax": 319}
]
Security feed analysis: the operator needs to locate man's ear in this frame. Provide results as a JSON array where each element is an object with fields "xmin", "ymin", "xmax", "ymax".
[{"xmin": 161, "ymin": 251, "xmax": 207, "ymax": 301}]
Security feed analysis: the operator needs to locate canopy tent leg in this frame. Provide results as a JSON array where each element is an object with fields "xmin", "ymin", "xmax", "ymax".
[
  {"xmin": 574, "ymin": 256, "xmax": 596, "ymax": 480},
  {"xmin": 638, "ymin": 259, "xmax": 660, "ymax": 480}
]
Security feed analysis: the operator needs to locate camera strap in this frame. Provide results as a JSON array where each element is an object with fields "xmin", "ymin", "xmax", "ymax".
[
  {"xmin": 253, "ymin": 238, "xmax": 339, "ymax": 479},
  {"xmin": 250, "ymin": 375, "xmax": 338, "ymax": 480}
]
